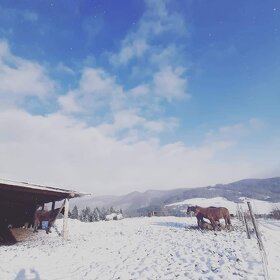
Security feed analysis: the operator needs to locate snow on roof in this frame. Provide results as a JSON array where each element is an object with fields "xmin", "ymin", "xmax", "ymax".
[{"xmin": 0, "ymin": 178, "xmax": 88, "ymax": 198}]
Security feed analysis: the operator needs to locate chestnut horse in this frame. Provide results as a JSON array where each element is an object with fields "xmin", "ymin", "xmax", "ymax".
[
  {"xmin": 33, "ymin": 207, "xmax": 64, "ymax": 234},
  {"xmin": 187, "ymin": 205, "xmax": 231, "ymax": 230}
]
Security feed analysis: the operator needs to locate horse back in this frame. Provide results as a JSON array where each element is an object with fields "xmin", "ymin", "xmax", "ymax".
[{"xmin": 199, "ymin": 206, "xmax": 230, "ymax": 219}]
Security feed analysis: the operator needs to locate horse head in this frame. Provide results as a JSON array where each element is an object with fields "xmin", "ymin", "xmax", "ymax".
[{"xmin": 187, "ymin": 206, "xmax": 197, "ymax": 214}]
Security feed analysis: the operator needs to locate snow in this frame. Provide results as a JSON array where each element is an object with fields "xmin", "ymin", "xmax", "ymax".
[
  {"xmin": 241, "ymin": 198, "xmax": 280, "ymax": 215},
  {"xmin": 0, "ymin": 178, "xmax": 86, "ymax": 197},
  {"xmin": 258, "ymin": 219, "xmax": 280, "ymax": 279},
  {"xmin": 2, "ymin": 216, "xmax": 278, "ymax": 280},
  {"xmin": 105, "ymin": 213, "xmax": 123, "ymax": 221},
  {"xmin": 167, "ymin": 197, "xmax": 237, "ymax": 213},
  {"xmin": 167, "ymin": 196, "xmax": 280, "ymax": 214}
]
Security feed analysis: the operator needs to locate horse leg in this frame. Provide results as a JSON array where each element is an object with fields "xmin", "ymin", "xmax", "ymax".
[
  {"xmin": 210, "ymin": 218, "xmax": 216, "ymax": 231},
  {"xmin": 224, "ymin": 216, "xmax": 228, "ymax": 229},
  {"xmin": 33, "ymin": 224, "xmax": 38, "ymax": 233},
  {"xmin": 47, "ymin": 220, "xmax": 53, "ymax": 234},
  {"xmin": 196, "ymin": 217, "xmax": 200, "ymax": 228},
  {"xmin": 33, "ymin": 218, "xmax": 39, "ymax": 233},
  {"xmin": 215, "ymin": 219, "xmax": 221, "ymax": 230},
  {"xmin": 226, "ymin": 216, "xmax": 231, "ymax": 230},
  {"xmin": 197, "ymin": 217, "xmax": 202, "ymax": 229}
]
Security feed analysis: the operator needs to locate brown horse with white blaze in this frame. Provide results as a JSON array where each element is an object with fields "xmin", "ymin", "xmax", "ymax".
[{"xmin": 187, "ymin": 205, "xmax": 231, "ymax": 230}]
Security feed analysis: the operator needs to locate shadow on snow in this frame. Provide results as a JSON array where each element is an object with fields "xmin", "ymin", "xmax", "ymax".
[{"xmin": 152, "ymin": 221, "xmax": 197, "ymax": 230}]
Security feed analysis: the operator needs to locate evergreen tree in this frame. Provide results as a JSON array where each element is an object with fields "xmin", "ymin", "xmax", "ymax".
[
  {"xmin": 109, "ymin": 206, "xmax": 115, "ymax": 214},
  {"xmin": 99, "ymin": 207, "xmax": 107, "ymax": 220},
  {"xmin": 71, "ymin": 205, "xmax": 79, "ymax": 219},
  {"xmin": 92, "ymin": 207, "xmax": 100, "ymax": 221},
  {"xmin": 80, "ymin": 206, "xmax": 91, "ymax": 222}
]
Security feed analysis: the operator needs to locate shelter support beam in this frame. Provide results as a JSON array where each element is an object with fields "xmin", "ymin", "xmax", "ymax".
[{"xmin": 63, "ymin": 198, "xmax": 69, "ymax": 240}]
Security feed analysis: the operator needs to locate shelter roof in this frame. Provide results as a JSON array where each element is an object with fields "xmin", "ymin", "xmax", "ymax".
[{"xmin": 0, "ymin": 178, "xmax": 88, "ymax": 204}]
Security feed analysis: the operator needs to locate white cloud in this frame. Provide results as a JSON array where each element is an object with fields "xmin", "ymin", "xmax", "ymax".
[
  {"xmin": 144, "ymin": 118, "xmax": 179, "ymax": 133},
  {"xmin": 56, "ymin": 62, "xmax": 75, "ymax": 75},
  {"xmin": 79, "ymin": 68, "xmax": 118, "ymax": 95},
  {"xmin": 57, "ymin": 64, "xmax": 187, "ymax": 134},
  {"xmin": 206, "ymin": 118, "xmax": 266, "ymax": 142},
  {"xmin": 129, "ymin": 84, "xmax": 150, "ymax": 97},
  {"xmin": 153, "ymin": 66, "xmax": 189, "ymax": 101},
  {"xmin": 111, "ymin": 39, "xmax": 148, "ymax": 65},
  {"xmin": 106, "ymin": 0, "xmax": 191, "ymax": 109},
  {"xmin": 0, "ymin": 108, "xmax": 277, "ymax": 196},
  {"xmin": 58, "ymin": 91, "xmax": 83, "ymax": 113},
  {"xmin": 98, "ymin": 110, "xmax": 145, "ymax": 136},
  {"xmin": 0, "ymin": 40, "xmax": 55, "ymax": 103},
  {"xmin": 58, "ymin": 64, "xmax": 187, "ymax": 123},
  {"xmin": 98, "ymin": 110, "xmax": 178, "ymax": 137},
  {"xmin": 110, "ymin": 0, "xmax": 185, "ymax": 65},
  {"xmin": 58, "ymin": 67, "xmax": 125, "ymax": 114},
  {"xmin": 150, "ymin": 45, "xmax": 178, "ymax": 67}
]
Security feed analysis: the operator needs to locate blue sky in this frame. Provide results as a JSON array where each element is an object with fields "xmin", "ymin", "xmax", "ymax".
[{"xmin": 0, "ymin": 0, "xmax": 279, "ymax": 194}]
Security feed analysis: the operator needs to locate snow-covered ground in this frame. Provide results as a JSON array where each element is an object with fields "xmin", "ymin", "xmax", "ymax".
[
  {"xmin": 0, "ymin": 216, "xmax": 279, "ymax": 280},
  {"xmin": 258, "ymin": 219, "xmax": 280, "ymax": 279},
  {"xmin": 167, "ymin": 196, "xmax": 280, "ymax": 215}
]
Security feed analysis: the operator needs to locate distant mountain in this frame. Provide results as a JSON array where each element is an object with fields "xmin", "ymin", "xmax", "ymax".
[{"xmin": 71, "ymin": 177, "xmax": 280, "ymax": 216}]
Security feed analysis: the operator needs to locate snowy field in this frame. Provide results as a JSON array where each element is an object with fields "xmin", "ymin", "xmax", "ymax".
[{"xmin": 0, "ymin": 217, "xmax": 280, "ymax": 280}]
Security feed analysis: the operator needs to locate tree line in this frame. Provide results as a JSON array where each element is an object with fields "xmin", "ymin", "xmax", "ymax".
[{"xmin": 69, "ymin": 205, "xmax": 123, "ymax": 222}]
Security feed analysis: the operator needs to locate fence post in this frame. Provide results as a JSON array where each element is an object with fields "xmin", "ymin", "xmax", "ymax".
[
  {"xmin": 239, "ymin": 204, "xmax": 245, "ymax": 225},
  {"xmin": 241, "ymin": 207, "xmax": 250, "ymax": 239},
  {"xmin": 247, "ymin": 202, "xmax": 263, "ymax": 249},
  {"xmin": 247, "ymin": 201, "xmax": 269, "ymax": 280}
]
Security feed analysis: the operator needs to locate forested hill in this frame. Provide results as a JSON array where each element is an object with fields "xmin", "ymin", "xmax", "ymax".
[{"xmin": 72, "ymin": 177, "xmax": 280, "ymax": 214}]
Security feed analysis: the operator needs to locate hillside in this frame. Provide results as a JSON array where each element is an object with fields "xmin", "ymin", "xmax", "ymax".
[
  {"xmin": 165, "ymin": 196, "xmax": 280, "ymax": 215},
  {"xmin": 72, "ymin": 177, "xmax": 280, "ymax": 215}
]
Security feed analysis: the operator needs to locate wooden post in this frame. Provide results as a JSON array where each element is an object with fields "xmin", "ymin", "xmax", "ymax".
[
  {"xmin": 247, "ymin": 202, "xmax": 263, "ymax": 249},
  {"xmin": 239, "ymin": 205, "xmax": 245, "ymax": 225},
  {"xmin": 51, "ymin": 201, "xmax": 55, "ymax": 211},
  {"xmin": 247, "ymin": 201, "xmax": 269, "ymax": 280},
  {"xmin": 235, "ymin": 207, "xmax": 239, "ymax": 221},
  {"xmin": 63, "ymin": 198, "xmax": 69, "ymax": 240},
  {"xmin": 236, "ymin": 204, "xmax": 239, "ymax": 220},
  {"xmin": 237, "ymin": 204, "xmax": 244, "ymax": 224},
  {"xmin": 242, "ymin": 211, "xmax": 251, "ymax": 239},
  {"xmin": 49, "ymin": 200, "xmax": 66, "ymax": 236},
  {"xmin": 236, "ymin": 205, "xmax": 240, "ymax": 221},
  {"xmin": 39, "ymin": 203, "xmax": 45, "ymax": 229}
]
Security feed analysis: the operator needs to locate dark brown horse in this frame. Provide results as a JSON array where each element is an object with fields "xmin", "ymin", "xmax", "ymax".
[
  {"xmin": 34, "ymin": 207, "xmax": 64, "ymax": 234},
  {"xmin": 187, "ymin": 205, "xmax": 231, "ymax": 230}
]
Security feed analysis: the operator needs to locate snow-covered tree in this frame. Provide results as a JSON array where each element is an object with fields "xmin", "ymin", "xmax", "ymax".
[
  {"xmin": 109, "ymin": 206, "xmax": 115, "ymax": 214},
  {"xmin": 92, "ymin": 207, "xmax": 101, "ymax": 221},
  {"xmin": 80, "ymin": 206, "xmax": 91, "ymax": 222},
  {"xmin": 71, "ymin": 205, "xmax": 79, "ymax": 219},
  {"xmin": 99, "ymin": 207, "xmax": 107, "ymax": 220}
]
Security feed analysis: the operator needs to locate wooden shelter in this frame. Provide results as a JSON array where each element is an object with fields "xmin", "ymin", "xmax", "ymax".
[{"xmin": 0, "ymin": 178, "xmax": 86, "ymax": 242}]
